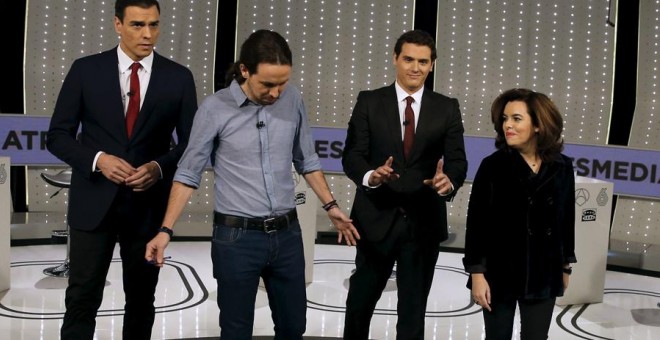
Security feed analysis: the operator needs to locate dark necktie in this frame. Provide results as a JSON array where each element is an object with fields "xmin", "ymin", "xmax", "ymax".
[
  {"xmin": 126, "ymin": 62, "xmax": 141, "ymax": 138},
  {"xmin": 403, "ymin": 96, "xmax": 415, "ymax": 160}
]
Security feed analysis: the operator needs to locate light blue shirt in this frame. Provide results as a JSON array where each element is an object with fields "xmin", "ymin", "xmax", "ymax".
[{"xmin": 174, "ymin": 80, "xmax": 321, "ymax": 218}]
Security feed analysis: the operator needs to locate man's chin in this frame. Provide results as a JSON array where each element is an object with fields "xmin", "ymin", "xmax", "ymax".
[
  {"xmin": 137, "ymin": 46, "xmax": 154, "ymax": 55},
  {"xmin": 404, "ymin": 81, "xmax": 424, "ymax": 91}
]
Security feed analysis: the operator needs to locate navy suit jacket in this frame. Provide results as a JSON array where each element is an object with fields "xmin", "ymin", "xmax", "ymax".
[
  {"xmin": 342, "ymin": 84, "xmax": 468, "ymax": 243},
  {"xmin": 47, "ymin": 48, "xmax": 197, "ymax": 231}
]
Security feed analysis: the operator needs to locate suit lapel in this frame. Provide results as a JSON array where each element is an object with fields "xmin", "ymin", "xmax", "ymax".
[
  {"xmin": 128, "ymin": 53, "xmax": 160, "ymax": 142},
  {"xmin": 99, "ymin": 50, "xmax": 131, "ymax": 144},
  {"xmin": 381, "ymin": 85, "xmax": 405, "ymax": 161},
  {"xmin": 407, "ymin": 89, "xmax": 435, "ymax": 161}
]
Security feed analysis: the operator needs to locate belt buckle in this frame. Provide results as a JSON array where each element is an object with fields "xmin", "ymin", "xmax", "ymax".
[{"xmin": 263, "ymin": 217, "xmax": 277, "ymax": 233}]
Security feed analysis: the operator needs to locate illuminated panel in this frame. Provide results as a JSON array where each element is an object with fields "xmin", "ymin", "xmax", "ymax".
[
  {"xmin": 611, "ymin": 0, "xmax": 660, "ymax": 266},
  {"xmin": 435, "ymin": 0, "xmax": 615, "ymax": 145}
]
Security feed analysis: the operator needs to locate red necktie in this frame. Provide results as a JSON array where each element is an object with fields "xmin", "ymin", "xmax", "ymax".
[
  {"xmin": 126, "ymin": 62, "xmax": 141, "ymax": 138},
  {"xmin": 403, "ymin": 96, "xmax": 415, "ymax": 160}
]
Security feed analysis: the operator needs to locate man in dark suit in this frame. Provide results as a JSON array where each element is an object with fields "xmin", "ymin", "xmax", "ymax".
[
  {"xmin": 46, "ymin": 1, "xmax": 197, "ymax": 339},
  {"xmin": 342, "ymin": 30, "xmax": 468, "ymax": 339}
]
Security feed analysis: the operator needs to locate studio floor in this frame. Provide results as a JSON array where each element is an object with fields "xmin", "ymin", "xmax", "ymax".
[{"xmin": 1, "ymin": 242, "xmax": 659, "ymax": 339}]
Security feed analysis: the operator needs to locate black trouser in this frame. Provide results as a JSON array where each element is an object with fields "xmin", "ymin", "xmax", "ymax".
[
  {"xmin": 344, "ymin": 212, "xmax": 440, "ymax": 340},
  {"xmin": 483, "ymin": 296, "xmax": 556, "ymax": 340},
  {"xmin": 60, "ymin": 195, "xmax": 160, "ymax": 340}
]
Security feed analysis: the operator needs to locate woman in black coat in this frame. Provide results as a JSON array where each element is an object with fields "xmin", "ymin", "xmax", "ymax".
[{"xmin": 463, "ymin": 88, "xmax": 576, "ymax": 340}]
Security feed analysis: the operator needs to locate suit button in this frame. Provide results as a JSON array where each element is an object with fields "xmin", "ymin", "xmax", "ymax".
[{"xmin": 546, "ymin": 228, "xmax": 552, "ymax": 235}]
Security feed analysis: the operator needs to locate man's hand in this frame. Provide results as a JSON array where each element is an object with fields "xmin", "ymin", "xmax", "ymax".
[
  {"xmin": 145, "ymin": 232, "xmax": 171, "ymax": 267},
  {"xmin": 368, "ymin": 156, "xmax": 400, "ymax": 186},
  {"xmin": 327, "ymin": 207, "xmax": 361, "ymax": 246},
  {"xmin": 423, "ymin": 159, "xmax": 453, "ymax": 195},
  {"xmin": 125, "ymin": 161, "xmax": 160, "ymax": 191},
  {"xmin": 97, "ymin": 153, "xmax": 137, "ymax": 184}
]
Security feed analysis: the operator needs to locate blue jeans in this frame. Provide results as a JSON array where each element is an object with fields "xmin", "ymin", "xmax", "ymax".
[{"xmin": 211, "ymin": 219, "xmax": 306, "ymax": 340}]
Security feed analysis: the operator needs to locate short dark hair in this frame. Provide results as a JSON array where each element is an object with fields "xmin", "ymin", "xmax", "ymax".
[
  {"xmin": 225, "ymin": 29, "xmax": 293, "ymax": 86},
  {"xmin": 490, "ymin": 88, "xmax": 564, "ymax": 160},
  {"xmin": 394, "ymin": 30, "xmax": 437, "ymax": 61},
  {"xmin": 115, "ymin": 0, "xmax": 160, "ymax": 22}
]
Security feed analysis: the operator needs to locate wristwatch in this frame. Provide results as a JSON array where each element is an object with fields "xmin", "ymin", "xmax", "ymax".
[
  {"xmin": 158, "ymin": 226, "xmax": 174, "ymax": 238},
  {"xmin": 562, "ymin": 266, "xmax": 573, "ymax": 275}
]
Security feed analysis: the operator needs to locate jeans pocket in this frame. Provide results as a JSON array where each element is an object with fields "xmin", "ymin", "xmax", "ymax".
[
  {"xmin": 288, "ymin": 220, "xmax": 302, "ymax": 237},
  {"xmin": 212, "ymin": 224, "xmax": 245, "ymax": 244}
]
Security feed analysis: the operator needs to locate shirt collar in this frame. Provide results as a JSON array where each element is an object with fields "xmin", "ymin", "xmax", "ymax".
[
  {"xmin": 394, "ymin": 81, "xmax": 424, "ymax": 105},
  {"xmin": 230, "ymin": 80, "xmax": 252, "ymax": 107},
  {"xmin": 117, "ymin": 46, "xmax": 154, "ymax": 73}
]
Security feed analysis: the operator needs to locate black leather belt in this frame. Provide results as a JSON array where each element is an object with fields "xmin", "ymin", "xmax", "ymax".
[{"xmin": 213, "ymin": 209, "xmax": 298, "ymax": 233}]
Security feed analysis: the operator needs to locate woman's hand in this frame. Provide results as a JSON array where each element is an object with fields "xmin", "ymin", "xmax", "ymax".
[{"xmin": 471, "ymin": 273, "xmax": 492, "ymax": 312}]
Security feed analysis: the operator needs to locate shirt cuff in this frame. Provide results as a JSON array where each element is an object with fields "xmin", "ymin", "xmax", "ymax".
[
  {"xmin": 151, "ymin": 161, "xmax": 163, "ymax": 179},
  {"xmin": 92, "ymin": 151, "xmax": 104, "ymax": 172},
  {"xmin": 362, "ymin": 170, "xmax": 381, "ymax": 188},
  {"xmin": 438, "ymin": 182, "xmax": 455, "ymax": 196}
]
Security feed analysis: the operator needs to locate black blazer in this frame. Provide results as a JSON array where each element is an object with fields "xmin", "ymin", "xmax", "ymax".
[
  {"xmin": 342, "ymin": 84, "xmax": 468, "ymax": 243},
  {"xmin": 47, "ymin": 48, "xmax": 197, "ymax": 231},
  {"xmin": 463, "ymin": 148, "xmax": 576, "ymax": 299}
]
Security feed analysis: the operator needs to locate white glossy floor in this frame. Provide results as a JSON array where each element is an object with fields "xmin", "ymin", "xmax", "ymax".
[{"xmin": 1, "ymin": 242, "xmax": 660, "ymax": 339}]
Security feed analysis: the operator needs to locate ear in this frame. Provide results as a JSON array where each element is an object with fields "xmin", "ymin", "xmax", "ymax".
[
  {"xmin": 239, "ymin": 64, "xmax": 249, "ymax": 78},
  {"xmin": 113, "ymin": 16, "xmax": 122, "ymax": 34}
]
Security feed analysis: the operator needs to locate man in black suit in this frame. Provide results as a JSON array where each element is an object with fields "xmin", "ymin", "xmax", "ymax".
[
  {"xmin": 46, "ymin": 1, "xmax": 197, "ymax": 338},
  {"xmin": 342, "ymin": 30, "xmax": 468, "ymax": 339}
]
